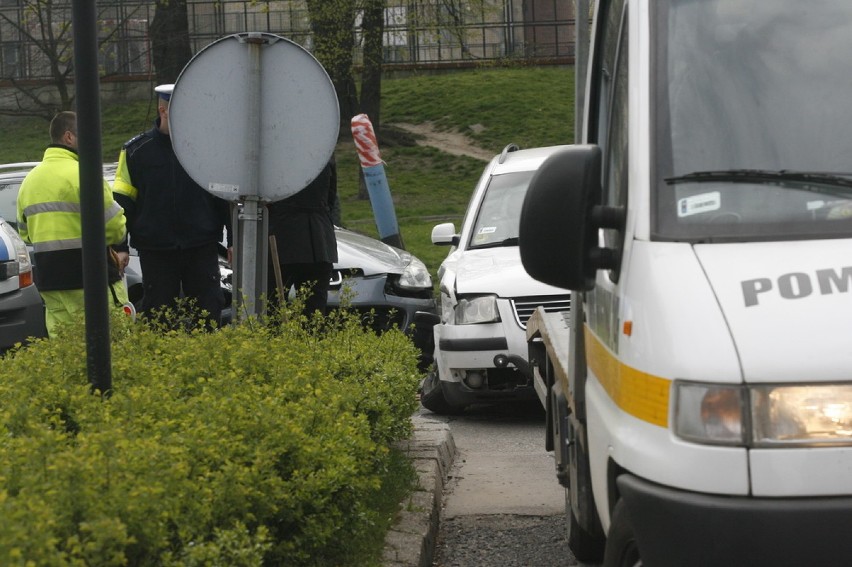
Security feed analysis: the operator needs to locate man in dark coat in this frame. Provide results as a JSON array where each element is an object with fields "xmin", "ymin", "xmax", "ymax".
[{"xmin": 266, "ymin": 157, "xmax": 338, "ymax": 316}]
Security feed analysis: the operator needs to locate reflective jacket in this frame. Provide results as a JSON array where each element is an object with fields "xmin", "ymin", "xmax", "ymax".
[
  {"xmin": 17, "ymin": 146, "xmax": 127, "ymax": 291},
  {"xmin": 113, "ymin": 123, "xmax": 231, "ymax": 251}
]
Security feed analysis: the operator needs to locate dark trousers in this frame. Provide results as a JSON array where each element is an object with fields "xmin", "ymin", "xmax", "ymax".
[
  {"xmin": 267, "ymin": 261, "xmax": 333, "ymax": 317},
  {"xmin": 139, "ymin": 242, "xmax": 224, "ymax": 326}
]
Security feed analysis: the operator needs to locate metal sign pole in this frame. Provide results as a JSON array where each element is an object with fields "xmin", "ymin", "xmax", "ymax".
[{"xmin": 235, "ymin": 34, "xmax": 268, "ymax": 321}]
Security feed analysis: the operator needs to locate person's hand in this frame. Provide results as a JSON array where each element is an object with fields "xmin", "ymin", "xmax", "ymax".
[{"xmin": 115, "ymin": 251, "xmax": 130, "ymax": 272}]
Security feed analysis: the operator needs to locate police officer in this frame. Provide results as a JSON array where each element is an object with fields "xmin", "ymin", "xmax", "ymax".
[
  {"xmin": 267, "ymin": 157, "xmax": 339, "ymax": 317},
  {"xmin": 113, "ymin": 84, "xmax": 232, "ymax": 328},
  {"xmin": 17, "ymin": 111, "xmax": 129, "ymax": 337}
]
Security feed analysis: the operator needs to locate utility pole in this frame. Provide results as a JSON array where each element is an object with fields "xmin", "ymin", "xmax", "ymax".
[{"xmin": 72, "ymin": 0, "xmax": 112, "ymax": 394}]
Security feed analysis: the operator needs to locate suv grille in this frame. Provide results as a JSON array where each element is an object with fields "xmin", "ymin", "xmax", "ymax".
[{"xmin": 511, "ymin": 295, "xmax": 571, "ymax": 329}]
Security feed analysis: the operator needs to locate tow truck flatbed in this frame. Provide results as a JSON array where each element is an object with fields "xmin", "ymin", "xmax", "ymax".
[{"xmin": 525, "ymin": 307, "xmax": 573, "ymax": 412}]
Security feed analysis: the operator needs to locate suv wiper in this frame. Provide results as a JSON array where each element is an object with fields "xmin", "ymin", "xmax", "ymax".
[
  {"xmin": 471, "ymin": 237, "xmax": 519, "ymax": 249},
  {"xmin": 665, "ymin": 169, "xmax": 852, "ymax": 191}
]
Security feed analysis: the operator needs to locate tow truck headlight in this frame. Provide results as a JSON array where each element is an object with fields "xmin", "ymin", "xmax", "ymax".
[
  {"xmin": 674, "ymin": 382, "xmax": 852, "ymax": 447},
  {"xmin": 455, "ymin": 295, "xmax": 500, "ymax": 324},
  {"xmin": 674, "ymin": 383, "xmax": 746, "ymax": 445},
  {"xmin": 751, "ymin": 385, "xmax": 852, "ymax": 447}
]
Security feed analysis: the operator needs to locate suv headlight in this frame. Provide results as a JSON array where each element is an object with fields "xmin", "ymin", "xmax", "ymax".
[
  {"xmin": 397, "ymin": 255, "xmax": 432, "ymax": 291},
  {"xmin": 674, "ymin": 381, "xmax": 852, "ymax": 447},
  {"xmin": 455, "ymin": 295, "xmax": 500, "ymax": 325}
]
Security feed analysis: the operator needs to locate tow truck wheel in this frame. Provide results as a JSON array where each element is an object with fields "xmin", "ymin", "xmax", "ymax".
[
  {"xmin": 565, "ymin": 488, "xmax": 605, "ymax": 562},
  {"xmin": 420, "ymin": 368, "xmax": 465, "ymax": 415},
  {"xmin": 603, "ymin": 499, "xmax": 642, "ymax": 567}
]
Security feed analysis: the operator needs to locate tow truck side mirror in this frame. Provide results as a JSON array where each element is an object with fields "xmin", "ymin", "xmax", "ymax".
[{"xmin": 520, "ymin": 145, "xmax": 622, "ymax": 291}]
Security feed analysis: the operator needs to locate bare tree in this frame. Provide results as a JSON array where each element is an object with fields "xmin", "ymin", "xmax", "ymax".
[
  {"xmin": 0, "ymin": 0, "xmax": 147, "ymax": 120},
  {"xmin": 302, "ymin": 0, "xmax": 494, "ymax": 136},
  {"xmin": 301, "ymin": 0, "xmax": 492, "ymax": 199},
  {"xmin": 305, "ymin": 0, "xmax": 360, "ymax": 134},
  {"xmin": 359, "ymin": 0, "xmax": 384, "ymax": 129}
]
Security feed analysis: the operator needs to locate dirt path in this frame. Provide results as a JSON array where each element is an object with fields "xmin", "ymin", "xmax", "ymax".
[{"xmin": 392, "ymin": 122, "xmax": 494, "ymax": 162}]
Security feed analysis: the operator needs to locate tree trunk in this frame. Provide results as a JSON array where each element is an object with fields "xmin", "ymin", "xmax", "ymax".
[
  {"xmin": 360, "ymin": 0, "xmax": 384, "ymax": 134},
  {"xmin": 306, "ymin": 0, "xmax": 359, "ymax": 136},
  {"xmin": 150, "ymin": 0, "xmax": 193, "ymax": 84}
]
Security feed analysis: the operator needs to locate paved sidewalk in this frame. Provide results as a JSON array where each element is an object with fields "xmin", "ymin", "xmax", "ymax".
[{"xmin": 382, "ymin": 414, "xmax": 456, "ymax": 567}]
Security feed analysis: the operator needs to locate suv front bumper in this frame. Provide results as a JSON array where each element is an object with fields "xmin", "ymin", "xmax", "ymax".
[{"xmin": 433, "ymin": 304, "xmax": 535, "ymax": 405}]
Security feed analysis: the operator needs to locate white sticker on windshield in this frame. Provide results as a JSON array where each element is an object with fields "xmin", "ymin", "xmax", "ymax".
[
  {"xmin": 478, "ymin": 226, "xmax": 497, "ymax": 234},
  {"xmin": 678, "ymin": 191, "xmax": 721, "ymax": 217}
]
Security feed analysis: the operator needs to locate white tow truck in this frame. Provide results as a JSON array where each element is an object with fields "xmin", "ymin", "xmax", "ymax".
[{"xmin": 520, "ymin": 1, "xmax": 852, "ymax": 566}]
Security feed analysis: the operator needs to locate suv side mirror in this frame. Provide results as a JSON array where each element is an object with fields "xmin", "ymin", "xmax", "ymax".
[
  {"xmin": 431, "ymin": 222, "xmax": 459, "ymax": 246},
  {"xmin": 520, "ymin": 145, "xmax": 624, "ymax": 291}
]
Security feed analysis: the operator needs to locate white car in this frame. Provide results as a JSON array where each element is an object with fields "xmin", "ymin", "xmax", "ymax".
[{"xmin": 420, "ymin": 144, "xmax": 572, "ymax": 413}]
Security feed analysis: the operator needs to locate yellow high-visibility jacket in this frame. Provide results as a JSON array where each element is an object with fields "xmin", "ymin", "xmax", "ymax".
[{"xmin": 17, "ymin": 146, "xmax": 127, "ymax": 291}]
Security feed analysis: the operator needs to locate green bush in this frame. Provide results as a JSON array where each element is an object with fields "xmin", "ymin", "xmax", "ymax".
[{"xmin": 0, "ymin": 308, "xmax": 421, "ymax": 566}]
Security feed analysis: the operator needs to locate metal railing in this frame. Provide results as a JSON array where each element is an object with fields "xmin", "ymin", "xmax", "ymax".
[{"xmin": 0, "ymin": 0, "xmax": 574, "ymax": 82}]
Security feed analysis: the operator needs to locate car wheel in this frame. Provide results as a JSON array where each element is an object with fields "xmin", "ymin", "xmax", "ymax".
[
  {"xmin": 603, "ymin": 498, "xmax": 643, "ymax": 567},
  {"xmin": 420, "ymin": 368, "xmax": 465, "ymax": 415}
]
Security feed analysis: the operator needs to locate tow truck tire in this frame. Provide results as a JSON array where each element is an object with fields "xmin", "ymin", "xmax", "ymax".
[
  {"xmin": 603, "ymin": 499, "xmax": 642, "ymax": 567},
  {"xmin": 420, "ymin": 369, "xmax": 465, "ymax": 415},
  {"xmin": 566, "ymin": 488, "xmax": 605, "ymax": 562}
]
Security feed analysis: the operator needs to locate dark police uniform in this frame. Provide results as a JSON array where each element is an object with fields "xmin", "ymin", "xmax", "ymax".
[
  {"xmin": 267, "ymin": 158, "xmax": 338, "ymax": 316},
  {"xmin": 113, "ymin": 120, "xmax": 231, "ymax": 326}
]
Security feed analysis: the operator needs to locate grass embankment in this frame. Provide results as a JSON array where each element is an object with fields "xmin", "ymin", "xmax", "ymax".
[{"xmin": 0, "ymin": 66, "xmax": 574, "ymax": 279}]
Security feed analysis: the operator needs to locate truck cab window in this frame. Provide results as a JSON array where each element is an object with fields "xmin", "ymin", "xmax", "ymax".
[
  {"xmin": 590, "ymin": 0, "xmax": 629, "ymax": 281},
  {"xmin": 602, "ymin": 6, "xmax": 629, "ymax": 281},
  {"xmin": 590, "ymin": 0, "xmax": 626, "ymax": 153}
]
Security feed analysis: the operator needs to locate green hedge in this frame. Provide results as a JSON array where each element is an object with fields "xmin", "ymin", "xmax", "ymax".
[{"xmin": 0, "ymin": 309, "xmax": 421, "ymax": 566}]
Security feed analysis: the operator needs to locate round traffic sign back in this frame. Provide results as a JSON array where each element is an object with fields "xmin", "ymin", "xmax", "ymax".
[{"xmin": 168, "ymin": 33, "xmax": 340, "ymax": 202}]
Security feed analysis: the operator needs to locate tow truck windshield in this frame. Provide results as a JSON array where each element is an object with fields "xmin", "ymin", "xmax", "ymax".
[{"xmin": 654, "ymin": 0, "xmax": 852, "ymax": 242}]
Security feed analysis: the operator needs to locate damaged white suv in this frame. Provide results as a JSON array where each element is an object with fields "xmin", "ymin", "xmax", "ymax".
[{"xmin": 421, "ymin": 144, "xmax": 572, "ymax": 414}]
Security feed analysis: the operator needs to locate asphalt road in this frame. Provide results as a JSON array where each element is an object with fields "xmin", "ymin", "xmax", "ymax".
[{"xmin": 418, "ymin": 402, "xmax": 598, "ymax": 567}]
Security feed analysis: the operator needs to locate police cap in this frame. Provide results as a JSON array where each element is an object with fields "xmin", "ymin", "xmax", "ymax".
[{"xmin": 154, "ymin": 84, "xmax": 174, "ymax": 102}]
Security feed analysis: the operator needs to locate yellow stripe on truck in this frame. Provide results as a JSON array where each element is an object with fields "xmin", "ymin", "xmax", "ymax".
[{"xmin": 585, "ymin": 326, "xmax": 670, "ymax": 428}]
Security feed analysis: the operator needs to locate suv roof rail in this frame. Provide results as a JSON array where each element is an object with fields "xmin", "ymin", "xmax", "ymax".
[{"xmin": 498, "ymin": 143, "xmax": 520, "ymax": 164}]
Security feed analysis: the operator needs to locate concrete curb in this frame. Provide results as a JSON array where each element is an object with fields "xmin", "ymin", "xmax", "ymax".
[{"xmin": 383, "ymin": 414, "xmax": 456, "ymax": 567}]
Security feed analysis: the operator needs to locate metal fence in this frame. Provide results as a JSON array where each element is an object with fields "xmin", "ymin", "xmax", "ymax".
[
  {"xmin": 0, "ymin": 0, "xmax": 574, "ymax": 82},
  {"xmin": 0, "ymin": 0, "xmax": 153, "ymax": 81}
]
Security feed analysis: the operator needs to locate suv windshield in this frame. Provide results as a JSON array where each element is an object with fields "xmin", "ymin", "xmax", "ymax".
[
  {"xmin": 468, "ymin": 170, "xmax": 533, "ymax": 249},
  {"xmin": 654, "ymin": 0, "xmax": 852, "ymax": 242}
]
